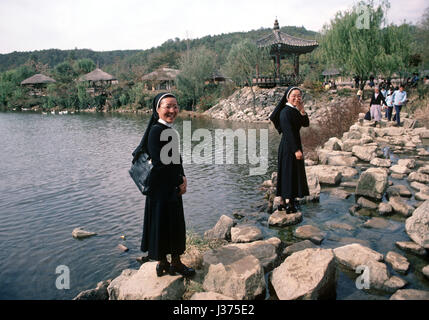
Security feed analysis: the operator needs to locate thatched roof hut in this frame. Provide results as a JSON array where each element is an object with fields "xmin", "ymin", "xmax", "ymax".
[
  {"xmin": 322, "ymin": 68, "xmax": 341, "ymax": 77},
  {"xmin": 21, "ymin": 74, "xmax": 56, "ymax": 85},
  {"xmin": 80, "ymin": 68, "xmax": 117, "ymax": 82},
  {"xmin": 142, "ymin": 68, "xmax": 180, "ymax": 91},
  {"xmin": 141, "ymin": 68, "xmax": 180, "ymax": 82}
]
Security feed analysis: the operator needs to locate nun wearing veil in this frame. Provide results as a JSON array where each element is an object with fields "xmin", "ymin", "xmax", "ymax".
[
  {"xmin": 131, "ymin": 92, "xmax": 195, "ymax": 278},
  {"xmin": 270, "ymin": 86, "xmax": 310, "ymax": 213}
]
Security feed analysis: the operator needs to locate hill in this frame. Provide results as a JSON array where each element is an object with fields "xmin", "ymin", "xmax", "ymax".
[{"xmin": 0, "ymin": 25, "xmax": 319, "ymax": 77}]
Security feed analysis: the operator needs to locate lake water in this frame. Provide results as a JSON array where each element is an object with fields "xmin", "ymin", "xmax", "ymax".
[{"xmin": 0, "ymin": 111, "xmax": 428, "ymax": 300}]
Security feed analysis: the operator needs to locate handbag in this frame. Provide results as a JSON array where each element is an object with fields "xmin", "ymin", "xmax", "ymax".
[
  {"xmin": 129, "ymin": 152, "xmax": 153, "ymax": 195},
  {"xmin": 364, "ymin": 111, "xmax": 371, "ymax": 121}
]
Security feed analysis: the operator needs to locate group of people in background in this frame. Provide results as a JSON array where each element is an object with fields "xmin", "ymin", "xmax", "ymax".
[{"xmin": 364, "ymin": 84, "xmax": 408, "ymax": 127}]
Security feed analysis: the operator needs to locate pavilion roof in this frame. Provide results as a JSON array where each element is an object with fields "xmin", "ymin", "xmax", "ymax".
[
  {"xmin": 141, "ymin": 68, "xmax": 180, "ymax": 81},
  {"xmin": 21, "ymin": 74, "xmax": 56, "ymax": 85},
  {"xmin": 256, "ymin": 20, "xmax": 319, "ymax": 54},
  {"xmin": 80, "ymin": 68, "xmax": 116, "ymax": 82}
]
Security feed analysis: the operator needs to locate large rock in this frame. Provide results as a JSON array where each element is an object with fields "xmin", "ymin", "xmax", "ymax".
[
  {"xmin": 323, "ymin": 137, "xmax": 343, "ymax": 151},
  {"xmin": 282, "ymin": 240, "xmax": 318, "ymax": 257},
  {"xmin": 268, "ymin": 210, "xmax": 302, "ymax": 227},
  {"xmin": 203, "ymin": 237, "xmax": 282, "ymax": 273},
  {"xmin": 370, "ymin": 158, "xmax": 392, "ymax": 168},
  {"xmin": 204, "ymin": 215, "xmax": 234, "ymax": 240},
  {"xmin": 390, "ymin": 165, "xmax": 411, "ymax": 175},
  {"xmin": 190, "ymin": 292, "xmax": 233, "ymax": 300},
  {"xmin": 389, "ymin": 197, "xmax": 414, "ymax": 217},
  {"xmin": 231, "ymin": 224, "xmax": 263, "ymax": 243},
  {"xmin": 357, "ymin": 197, "xmax": 378, "ymax": 209},
  {"xmin": 352, "ymin": 145, "xmax": 377, "ymax": 162},
  {"xmin": 385, "ymin": 251, "xmax": 410, "ymax": 274},
  {"xmin": 202, "ymin": 254, "xmax": 265, "ymax": 300},
  {"xmin": 363, "ymin": 217, "xmax": 397, "ymax": 230},
  {"xmin": 390, "ymin": 289, "xmax": 429, "ymax": 300},
  {"xmin": 294, "ymin": 225, "xmax": 326, "ymax": 245},
  {"xmin": 408, "ymin": 172, "xmax": 429, "ymax": 184},
  {"xmin": 406, "ymin": 200, "xmax": 429, "ymax": 249},
  {"xmin": 73, "ymin": 280, "xmax": 111, "ymax": 300},
  {"xmin": 306, "ymin": 165, "xmax": 342, "ymax": 185},
  {"xmin": 72, "ymin": 227, "xmax": 97, "ymax": 239},
  {"xmin": 395, "ymin": 241, "xmax": 427, "ymax": 256},
  {"xmin": 333, "ymin": 244, "xmax": 406, "ymax": 293},
  {"xmin": 271, "ymin": 248, "xmax": 337, "ymax": 300},
  {"xmin": 378, "ymin": 203, "xmax": 393, "ymax": 216},
  {"xmin": 398, "ymin": 159, "xmax": 416, "ymax": 169},
  {"xmin": 327, "ymin": 155, "xmax": 358, "ymax": 167},
  {"xmin": 386, "ymin": 185, "xmax": 412, "ymax": 198},
  {"xmin": 329, "ymin": 189, "xmax": 351, "ymax": 199},
  {"xmin": 355, "ymin": 167, "xmax": 388, "ymax": 200},
  {"xmin": 305, "ymin": 173, "xmax": 321, "ymax": 202},
  {"xmin": 333, "ymin": 243, "xmax": 383, "ymax": 270},
  {"xmin": 107, "ymin": 263, "xmax": 184, "ymax": 300},
  {"xmin": 417, "ymin": 165, "xmax": 429, "ymax": 175}
]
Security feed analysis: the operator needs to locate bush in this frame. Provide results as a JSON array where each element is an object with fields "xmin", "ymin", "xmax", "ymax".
[{"xmin": 301, "ymin": 98, "xmax": 365, "ymax": 157}]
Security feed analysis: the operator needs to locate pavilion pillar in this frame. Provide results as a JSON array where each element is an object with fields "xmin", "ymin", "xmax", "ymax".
[
  {"xmin": 276, "ymin": 53, "xmax": 280, "ymax": 78},
  {"xmin": 294, "ymin": 54, "xmax": 300, "ymax": 77}
]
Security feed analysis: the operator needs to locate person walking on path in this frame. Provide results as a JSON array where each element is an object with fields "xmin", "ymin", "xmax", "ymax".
[
  {"xmin": 132, "ymin": 92, "xmax": 195, "ymax": 278},
  {"xmin": 269, "ymin": 86, "xmax": 310, "ymax": 214},
  {"xmin": 385, "ymin": 89, "xmax": 394, "ymax": 121},
  {"xmin": 392, "ymin": 85, "xmax": 407, "ymax": 126},
  {"xmin": 369, "ymin": 87, "xmax": 386, "ymax": 126}
]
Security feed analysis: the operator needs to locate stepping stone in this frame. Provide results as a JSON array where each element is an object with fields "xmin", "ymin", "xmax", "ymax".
[
  {"xmin": 283, "ymin": 240, "xmax": 318, "ymax": 257},
  {"xmin": 294, "ymin": 225, "xmax": 326, "ymax": 245},
  {"xmin": 395, "ymin": 241, "xmax": 427, "ymax": 256},
  {"xmin": 385, "ymin": 251, "xmax": 410, "ymax": 274},
  {"xmin": 268, "ymin": 210, "xmax": 302, "ymax": 227}
]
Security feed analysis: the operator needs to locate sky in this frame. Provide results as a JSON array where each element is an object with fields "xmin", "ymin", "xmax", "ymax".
[{"xmin": 0, "ymin": 0, "xmax": 426, "ymax": 54}]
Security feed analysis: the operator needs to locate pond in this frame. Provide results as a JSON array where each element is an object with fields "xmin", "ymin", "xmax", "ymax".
[{"xmin": 0, "ymin": 111, "xmax": 427, "ymax": 300}]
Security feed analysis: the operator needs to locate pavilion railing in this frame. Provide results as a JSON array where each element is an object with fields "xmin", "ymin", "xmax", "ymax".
[{"xmin": 252, "ymin": 75, "xmax": 303, "ymax": 88}]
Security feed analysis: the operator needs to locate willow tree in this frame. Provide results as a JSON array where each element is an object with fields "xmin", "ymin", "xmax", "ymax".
[
  {"xmin": 320, "ymin": 0, "xmax": 391, "ymax": 87},
  {"xmin": 176, "ymin": 46, "xmax": 216, "ymax": 110},
  {"xmin": 223, "ymin": 39, "xmax": 270, "ymax": 112}
]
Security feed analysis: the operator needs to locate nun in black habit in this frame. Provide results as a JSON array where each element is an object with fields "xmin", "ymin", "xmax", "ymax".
[
  {"xmin": 270, "ymin": 86, "xmax": 310, "ymax": 213},
  {"xmin": 132, "ymin": 92, "xmax": 195, "ymax": 277}
]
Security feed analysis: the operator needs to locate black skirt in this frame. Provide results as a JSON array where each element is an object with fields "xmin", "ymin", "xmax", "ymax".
[
  {"xmin": 141, "ymin": 189, "xmax": 186, "ymax": 260},
  {"xmin": 276, "ymin": 135, "xmax": 310, "ymax": 200}
]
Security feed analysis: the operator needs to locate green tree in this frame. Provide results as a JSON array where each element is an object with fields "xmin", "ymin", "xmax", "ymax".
[
  {"xmin": 223, "ymin": 39, "xmax": 270, "ymax": 110},
  {"xmin": 73, "ymin": 58, "xmax": 96, "ymax": 75},
  {"xmin": 54, "ymin": 61, "xmax": 77, "ymax": 83},
  {"xmin": 176, "ymin": 46, "xmax": 216, "ymax": 110}
]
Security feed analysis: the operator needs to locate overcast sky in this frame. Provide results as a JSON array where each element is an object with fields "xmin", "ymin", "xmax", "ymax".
[{"xmin": 0, "ymin": 0, "xmax": 426, "ymax": 54}]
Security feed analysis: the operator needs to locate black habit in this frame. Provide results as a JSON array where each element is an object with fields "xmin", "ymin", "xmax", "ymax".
[
  {"xmin": 369, "ymin": 93, "xmax": 387, "ymax": 106},
  {"xmin": 132, "ymin": 92, "xmax": 186, "ymax": 261},
  {"xmin": 276, "ymin": 104, "xmax": 310, "ymax": 200},
  {"xmin": 140, "ymin": 121, "xmax": 186, "ymax": 260}
]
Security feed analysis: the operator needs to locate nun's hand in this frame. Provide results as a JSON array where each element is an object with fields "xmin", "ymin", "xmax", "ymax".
[
  {"xmin": 295, "ymin": 150, "xmax": 303, "ymax": 160},
  {"xmin": 179, "ymin": 176, "xmax": 187, "ymax": 195}
]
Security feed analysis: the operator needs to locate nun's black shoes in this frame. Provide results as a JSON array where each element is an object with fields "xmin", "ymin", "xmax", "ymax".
[
  {"xmin": 285, "ymin": 202, "xmax": 298, "ymax": 214},
  {"xmin": 156, "ymin": 261, "xmax": 170, "ymax": 277},
  {"xmin": 169, "ymin": 263, "xmax": 196, "ymax": 278},
  {"xmin": 277, "ymin": 204, "xmax": 286, "ymax": 211}
]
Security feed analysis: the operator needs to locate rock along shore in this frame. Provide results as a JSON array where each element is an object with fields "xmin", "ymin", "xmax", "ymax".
[{"xmin": 74, "ymin": 103, "xmax": 429, "ymax": 301}]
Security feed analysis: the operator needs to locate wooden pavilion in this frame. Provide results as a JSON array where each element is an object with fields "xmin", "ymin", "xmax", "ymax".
[
  {"xmin": 141, "ymin": 67, "xmax": 180, "ymax": 91},
  {"xmin": 21, "ymin": 74, "xmax": 56, "ymax": 96},
  {"xmin": 255, "ymin": 19, "xmax": 319, "ymax": 87},
  {"xmin": 79, "ymin": 68, "xmax": 117, "ymax": 95}
]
